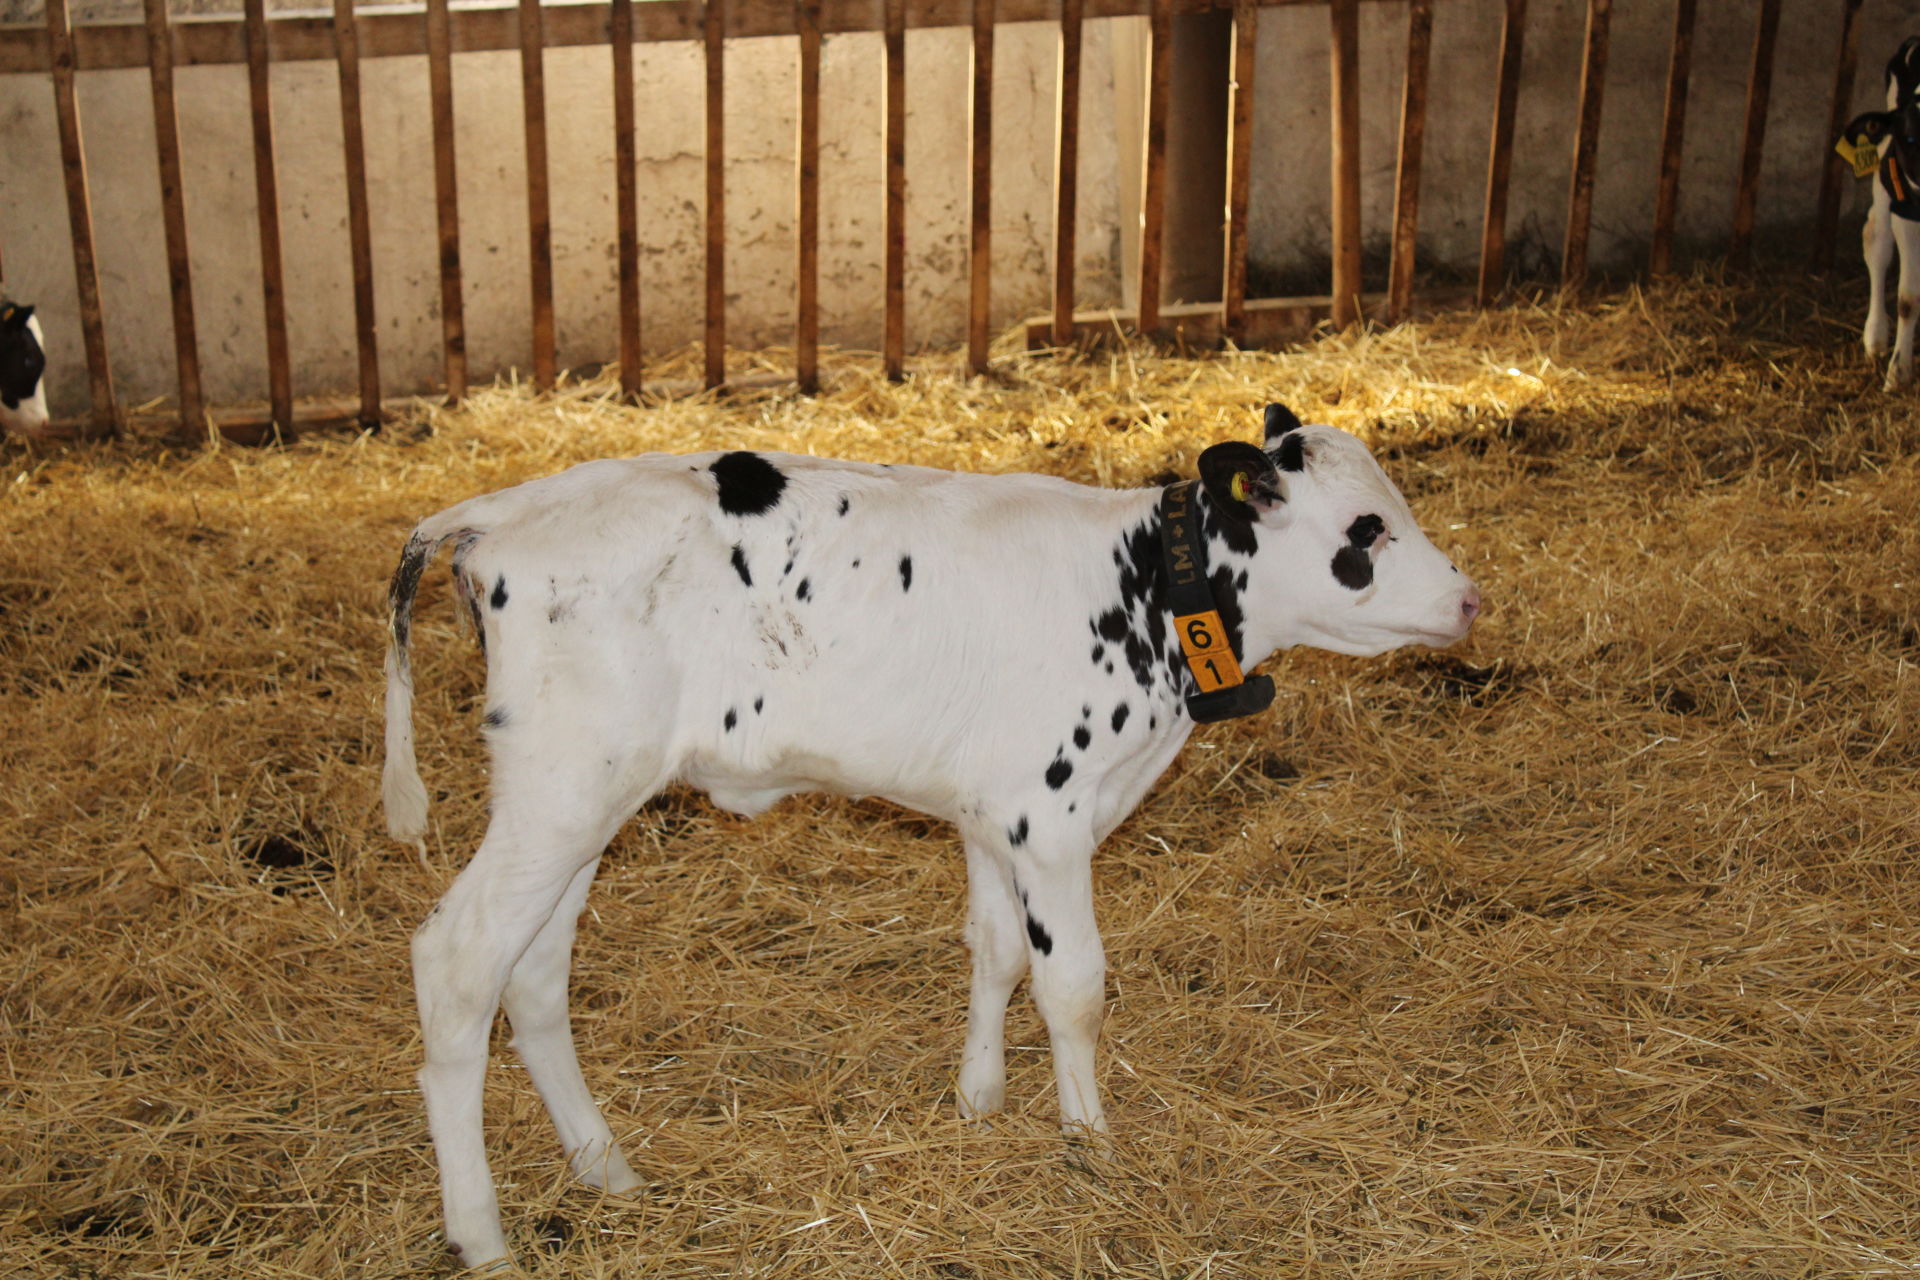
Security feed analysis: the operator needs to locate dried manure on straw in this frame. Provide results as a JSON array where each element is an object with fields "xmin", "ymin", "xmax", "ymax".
[{"xmin": 2, "ymin": 276, "xmax": 1916, "ymax": 1278}]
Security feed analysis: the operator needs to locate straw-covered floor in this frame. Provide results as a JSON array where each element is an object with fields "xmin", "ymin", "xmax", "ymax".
[{"xmin": 2, "ymin": 275, "xmax": 1916, "ymax": 1278}]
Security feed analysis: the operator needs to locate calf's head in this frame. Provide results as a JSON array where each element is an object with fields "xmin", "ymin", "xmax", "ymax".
[
  {"xmin": 1200, "ymin": 404, "xmax": 1479, "ymax": 658},
  {"xmin": 0, "ymin": 302, "xmax": 49, "ymax": 438}
]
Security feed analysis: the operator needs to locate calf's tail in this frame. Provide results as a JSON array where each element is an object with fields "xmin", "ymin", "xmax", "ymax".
[{"xmin": 383, "ymin": 527, "xmax": 449, "ymax": 859}]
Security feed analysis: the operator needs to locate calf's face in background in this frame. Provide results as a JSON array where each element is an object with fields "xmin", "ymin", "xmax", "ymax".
[{"xmin": 0, "ymin": 303, "xmax": 49, "ymax": 438}]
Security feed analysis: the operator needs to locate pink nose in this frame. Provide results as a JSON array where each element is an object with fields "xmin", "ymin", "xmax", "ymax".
[{"xmin": 1461, "ymin": 588, "xmax": 1481, "ymax": 623}]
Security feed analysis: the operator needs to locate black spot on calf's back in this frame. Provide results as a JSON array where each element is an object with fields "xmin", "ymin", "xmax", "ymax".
[{"xmin": 711, "ymin": 451, "xmax": 788, "ymax": 516}]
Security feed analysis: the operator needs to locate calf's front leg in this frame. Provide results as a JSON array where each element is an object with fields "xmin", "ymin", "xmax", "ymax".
[
  {"xmin": 1011, "ymin": 835, "xmax": 1110, "ymax": 1141},
  {"xmin": 958, "ymin": 838, "xmax": 1030, "ymax": 1117}
]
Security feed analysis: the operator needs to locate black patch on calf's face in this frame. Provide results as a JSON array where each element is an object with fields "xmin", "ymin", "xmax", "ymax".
[
  {"xmin": 1275, "ymin": 432, "xmax": 1306, "ymax": 473},
  {"xmin": 1025, "ymin": 914, "xmax": 1053, "ymax": 955},
  {"xmin": 1111, "ymin": 703, "xmax": 1130, "ymax": 733},
  {"xmin": 730, "ymin": 544, "xmax": 753, "ymax": 586},
  {"xmin": 490, "ymin": 576, "xmax": 509, "ymax": 610},
  {"xmin": 710, "ymin": 451, "xmax": 788, "ymax": 516},
  {"xmin": 1008, "ymin": 816, "xmax": 1029, "ymax": 847},
  {"xmin": 1332, "ymin": 546, "xmax": 1374, "ymax": 591},
  {"xmin": 1045, "ymin": 753, "xmax": 1073, "ymax": 790},
  {"xmin": 899, "ymin": 556, "xmax": 913, "ymax": 592}
]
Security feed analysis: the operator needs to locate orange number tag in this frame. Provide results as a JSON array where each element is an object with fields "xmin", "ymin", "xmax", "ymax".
[{"xmin": 1174, "ymin": 609, "xmax": 1245, "ymax": 693}]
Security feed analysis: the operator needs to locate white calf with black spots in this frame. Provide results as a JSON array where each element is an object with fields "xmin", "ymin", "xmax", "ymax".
[
  {"xmin": 384, "ymin": 403, "xmax": 1482, "ymax": 1269},
  {"xmin": 1845, "ymin": 37, "xmax": 1920, "ymax": 390},
  {"xmin": 0, "ymin": 299, "xmax": 49, "ymax": 437}
]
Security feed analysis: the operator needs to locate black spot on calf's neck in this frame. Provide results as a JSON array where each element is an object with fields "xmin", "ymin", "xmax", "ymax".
[
  {"xmin": 1008, "ymin": 815, "xmax": 1029, "ymax": 848},
  {"xmin": 1045, "ymin": 753, "xmax": 1073, "ymax": 790},
  {"xmin": 490, "ymin": 576, "xmax": 509, "ymax": 610},
  {"xmin": 1111, "ymin": 702, "xmax": 1130, "ymax": 733},
  {"xmin": 711, "ymin": 451, "xmax": 788, "ymax": 516},
  {"xmin": 730, "ymin": 544, "xmax": 753, "ymax": 587},
  {"xmin": 899, "ymin": 556, "xmax": 913, "ymax": 592}
]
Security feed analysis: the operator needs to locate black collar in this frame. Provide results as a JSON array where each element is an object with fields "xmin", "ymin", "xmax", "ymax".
[{"xmin": 1158, "ymin": 482, "xmax": 1274, "ymax": 723}]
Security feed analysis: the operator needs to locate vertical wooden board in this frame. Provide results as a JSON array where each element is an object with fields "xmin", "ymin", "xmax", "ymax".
[
  {"xmin": 1561, "ymin": 0, "xmax": 1611, "ymax": 291},
  {"xmin": 1328, "ymin": 0, "xmax": 1361, "ymax": 327},
  {"xmin": 1814, "ymin": 0, "xmax": 1865, "ymax": 272},
  {"xmin": 796, "ymin": 0, "xmax": 821, "ymax": 392},
  {"xmin": 244, "ymin": 0, "xmax": 292, "ymax": 431},
  {"xmin": 1051, "ymin": 0, "xmax": 1083, "ymax": 346},
  {"xmin": 967, "ymin": 0, "xmax": 993, "ymax": 375},
  {"xmin": 1136, "ymin": 0, "xmax": 1170, "ymax": 336},
  {"xmin": 883, "ymin": 0, "xmax": 905, "ymax": 380},
  {"xmin": 427, "ymin": 0, "xmax": 466, "ymax": 403},
  {"xmin": 1222, "ymin": 0, "xmax": 1255, "ymax": 341},
  {"xmin": 1477, "ymin": 0, "xmax": 1527, "ymax": 307},
  {"xmin": 1649, "ymin": 0, "xmax": 1695, "ymax": 276},
  {"xmin": 144, "ymin": 0, "xmax": 204, "ymax": 430},
  {"xmin": 44, "ymin": 0, "xmax": 117, "ymax": 434},
  {"xmin": 335, "ymin": 0, "xmax": 381, "ymax": 427},
  {"xmin": 611, "ymin": 0, "xmax": 641, "ymax": 397},
  {"xmin": 1728, "ymin": 0, "xmax": 1781, "ymax": 269},
  {"xmin": 520, "ymin": 0, "xmax": 555, "ymax": 390},
  {"xmin": 705, "ymin": 0, "xmax": 726, "ymax": 390},
  {"xmin": 1386, "ymin": 0, "xmax": 1431, "ymax": 324}
]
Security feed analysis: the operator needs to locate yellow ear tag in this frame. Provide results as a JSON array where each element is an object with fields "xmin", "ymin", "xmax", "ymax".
[
  {"xmin": 0, "ymin": 306, "xmax": 12, "ymax": 324},
  {"xmin": 1229, "ymin": 472, "xmax": 1250, "ymax": 503},
  {"xmin": 1837, "ymin": 136, "xmax": 1881, "ymax": 180}
]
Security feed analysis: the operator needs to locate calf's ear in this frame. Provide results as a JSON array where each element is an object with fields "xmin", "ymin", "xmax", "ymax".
[
  {"xmin": 1199, "ymin": 441, "xmax": 1283, "ymax": 525},
  {"xmin": 1843, "ymin": 111, "xmax": 1892, "ymax": 146},
  {"xmin": 1262, "ymin": 402, "xmax": 1304, "ymax": 444}
]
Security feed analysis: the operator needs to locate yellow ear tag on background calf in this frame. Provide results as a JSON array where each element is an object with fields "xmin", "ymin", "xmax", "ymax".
[{"xmin": 1837, "ymin": 136, "xmax": 1881, "ymax": 180}]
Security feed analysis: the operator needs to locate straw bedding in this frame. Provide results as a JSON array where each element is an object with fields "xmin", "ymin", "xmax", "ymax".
[{"xmin": 2, "ymin": 274, "xmax": 1916, "ymax": 1278}]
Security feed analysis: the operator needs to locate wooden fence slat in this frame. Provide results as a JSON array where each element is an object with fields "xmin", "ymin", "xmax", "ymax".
[
  {"xmin": 1649, "ymin": 0, "xmax": 1695, "ymax": 276},
  {"xmin": 1561, "ymin": 0, "xmax": 1610, "ymax": 291},
  {"xmin": 520, "ymin": 0, "xmax": 555, "ymax": 390},
  {"xmin": 1728, "ymin": 0, "xmax": 1780, "ymax": 269},
  {"xmin": 704, "ymin": 0, "xmax": 726, "ymax": 389},
  {"xmin": 1222, "ymin": 0, "xmax": 1255, "ymax": 340},
  {"xmin": 611, "ymin": 0, "xmax": 641, "ymax": 397},
  {"xmin": 426, "ymin": 0, "xmax": 466, "ymax": 403},
  {"xmin": 1476, "ymin": 0, "xmax": 1526, "ymax": 307},
  {"xmin": 795, "ymin": 0, "xmax": 821, "ymax": 392},
  {"xmin": 1050, "ymin": 0, "xmax": 1082, "ymax": 345},
  {"xmin": 882, "ymin": 0, "xmax": 904, "ymax": 380},
  {"xmin": 1328, "ymin": 0, "xmax": 1360, "ymax": 327},
  {"xmin": 1814, "ymin": 0, "xmax": 1866, "ymax": 272},
  {"xmin": 334, "ymin": 0, "xmax": 381, "ymax": 427},
  {"xmin": 967, "ymin": 0, "xmax": 993, "ymax": 374},
  {"xmin": 1135, "ymin": 0, "xmax": 1169, "ymax": 335},
  {"xmin": 144, "ymin": 0, "xmax": 204, "ymax": 431},
  {"xmin": 1385, "ymin": 0, "xmax": 1430, "ymax": 324},
  {"xmin": 244, "ymin": 0, "xmax": 292, "ymax": 431},
  {"xmin": 44, "ymin": 0, "xmax": 118, "ymax": 434}
]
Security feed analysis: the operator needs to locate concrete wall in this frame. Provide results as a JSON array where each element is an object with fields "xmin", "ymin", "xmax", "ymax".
[
  {"xmin": 5, "ymin": 0, "xmax": 1920, "ymax": 415},
  {"xmin": 0, "ymin": 14, "xmax": 1128, "ymax": 411}
]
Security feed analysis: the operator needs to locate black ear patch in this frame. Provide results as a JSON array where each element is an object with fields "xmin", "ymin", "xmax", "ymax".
[
  {"xmin": 1331, "ymin": 515, "xmax": 1385, "ymax": 591},
  {"xmin": 1262, "ymin": 402, "xmax": 1304, "ymax": 443},
  {"xmin": 1198, "ymin": 442, "xmax": 1282, "ymax": 525}
]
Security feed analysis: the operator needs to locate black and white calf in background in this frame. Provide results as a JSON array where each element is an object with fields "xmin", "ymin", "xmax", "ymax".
[
  {"xmin": 1844, "ymin": 37, "xmax": 1920, "ymax": 390},
  {"xmin": 384, "ymin": 403, "xmax": 1483, "ymax": 1269},
  {"xmin": 0, "ymin": 298, "xmax": 49, "ymax": 437}
]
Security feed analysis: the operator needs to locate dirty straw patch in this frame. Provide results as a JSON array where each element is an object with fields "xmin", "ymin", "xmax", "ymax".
[{"xmin": 3, "ymin": 276, "xmax": 1918, "ymax": 1279}]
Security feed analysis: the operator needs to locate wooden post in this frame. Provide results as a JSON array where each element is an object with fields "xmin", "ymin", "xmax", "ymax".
[
  {"xmin": 612, "ymin": 0, "xmax": 641, "ymax": 397},
  {"xmin": 245, "ymin": 0, "xmax": 292, "ymax": 433},
  {"xmin": 144, "ymin": 0, "xmax": 204, "ymax": 432},
  {"xmin": 1649, "ymin": 0, "xmax": 1696, "ymax": 276},
  {"xmin": 704, "ymin": 0, "xmax": 726, "ymax": 389},
  {"xmin": 795, "ymin": 0, "xmax": 821, "ymax": 393},
  {"xmin": 967, "ymin": 0, "xmax": 993, "ymax": 375},
  {"xmin": 1814, "ymin": 0, "xmax": 1866, "ymax": 273},
  {"xmin": 1221, "ymin": 0, "xmax": 1256, "ymax": 342},
  {"xmin": 1476, "ymin": 0, "xmax": 1526, "ymax": 307},
  {"xmin": 519, "ymin": 0, "xmax": 555, "ymax": 390},
  {"xmin": 1561, "ymin": 0, "xmax": 1611, "ymax": 291},
  {"xmin": 1050, "ymin": 0, "xmax": 1083, "ymax": 346},
  {"xmin": 1328, "ymin": 0, "xmax": 1361, "ymax": 328},
  {"xmin": 882, "ymin": 0, "xmax": 905, "ymax": 380},
  {"xmin": 1136, "ymin": 0, "xmax": 1170, "ymax": 336},
  {"xmin": 1386, "ymin": 0, "xmax": 1432, "ymax": 324},
  {"xmin": 334, "ymin": 0, "xmax": 381, "ymax": 428},
  {"xmin": 44, "ymin": 0, "xmax": 117, "ymax": 435},
  {"xmin": 427, "ymin": 0, "xmax": 467, "ymax": 404},
  {"xmin": 1728, "ymin": 0, "xmax": 1781, "ymax": 270}
]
